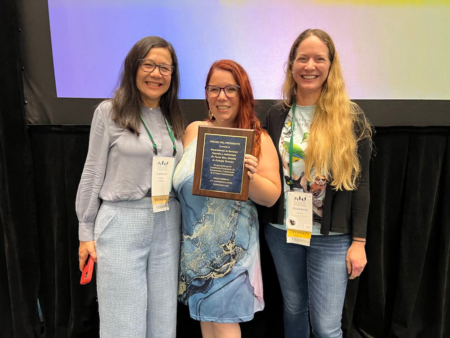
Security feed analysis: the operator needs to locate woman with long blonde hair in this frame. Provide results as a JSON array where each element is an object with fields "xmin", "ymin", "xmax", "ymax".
[{"xmin": 258, "ymin": 29, "xmax": 372, "ymax": 338}]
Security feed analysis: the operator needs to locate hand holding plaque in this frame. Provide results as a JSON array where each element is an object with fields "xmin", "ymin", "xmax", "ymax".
[{"xmin": 192, "ymin": 125, "xmax": 255, "ymax": 201}]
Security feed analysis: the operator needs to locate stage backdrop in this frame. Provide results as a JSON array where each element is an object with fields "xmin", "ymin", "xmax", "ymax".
[
  {"xmin": 19, "ymin": 0, "xmax": 450, "ymax": 125},
  {"xmin": 48, "ymin": 0, "xmax": 450, "ymax": 100}
]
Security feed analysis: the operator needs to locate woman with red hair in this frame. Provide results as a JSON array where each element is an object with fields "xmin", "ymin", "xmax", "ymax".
[{"xmin": 173, "ymin": 60, "xmax": 281, "ymax": 338}]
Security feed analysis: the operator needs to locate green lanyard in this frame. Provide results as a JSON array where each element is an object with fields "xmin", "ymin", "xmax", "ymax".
[
  {"xmin": 288, "ymin": 99, "xmax": 311, "ymax": 191},
  {"xmin": 141, "ymin": 115, "xmax": 177, "ymax": 156},
  {"xmin": 288, "ymin": 99, "xmax": 297, "ymax": 190}
]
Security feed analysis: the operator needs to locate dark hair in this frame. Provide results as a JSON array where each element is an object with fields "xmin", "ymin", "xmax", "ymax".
[
  {"xmin": 111, "ymin": 36, "xmax": 185, "ymax": 138},
  {"xmin": 205, "ymin": 59, "xmax": 265, "ymax": 158}
]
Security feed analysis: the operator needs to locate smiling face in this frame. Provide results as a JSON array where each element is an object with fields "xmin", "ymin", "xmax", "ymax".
[
  {"xmin": 136, "ymin": 47, "xmax": 172, "ymax": 108},
  {"xmin": 207, "ymin": 69, "xmax": 240, "ymax": 127},
  {"xmin": 292, "ymin": 35, "xmax": 331, "ymax": 104}
]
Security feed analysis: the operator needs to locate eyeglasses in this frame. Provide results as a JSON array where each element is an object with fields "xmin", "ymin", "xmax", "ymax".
[
  {"xmin": 205, "ymin": 85, "xmax": 240, "ymax": 98},
  {"xmin": 139, "ymin": 59, "xmax": 174, "ymax": 76}
]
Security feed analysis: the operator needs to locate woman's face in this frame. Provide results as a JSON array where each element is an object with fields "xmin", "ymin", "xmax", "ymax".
[
  {"xmin": 207, "ymin": 69, "xmax": 240, "ymax": 127},
  {"xmin": 292, "ymin": 36, "xmax": 331, "ymax": 99},
  {"xmin": 136, "ymin": 47, "xmax": 173, "ymax": 108}
]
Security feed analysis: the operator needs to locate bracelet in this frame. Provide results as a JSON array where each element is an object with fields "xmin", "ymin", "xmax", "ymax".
[{"xmin": 352, "ymin": 239, "xmax": 366, "ymax": 243}]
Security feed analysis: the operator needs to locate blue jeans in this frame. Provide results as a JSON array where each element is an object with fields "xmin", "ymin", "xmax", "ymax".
[{"xmin": 264, "ymin": 225, "xmax": 351, "ymax": 338}]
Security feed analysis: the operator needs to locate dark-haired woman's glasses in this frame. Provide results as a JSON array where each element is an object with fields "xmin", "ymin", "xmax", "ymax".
[
  {"xmin": 205, "ymin": 85, "xmax": 240, "ymax": 98},
  {"xmin": 139, "ymin": 59, "xmax": 174, "ymax": 76}
]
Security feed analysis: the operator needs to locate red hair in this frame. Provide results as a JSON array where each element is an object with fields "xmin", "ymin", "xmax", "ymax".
[{"xmin": 205, "ymin": 59, "xmax": 265, "ymax": 158}]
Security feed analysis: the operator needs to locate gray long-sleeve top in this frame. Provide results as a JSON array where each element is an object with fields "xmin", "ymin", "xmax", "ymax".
[{"xmin": 76, "ymin": 101, "xmax": 183, "ymax": 241}]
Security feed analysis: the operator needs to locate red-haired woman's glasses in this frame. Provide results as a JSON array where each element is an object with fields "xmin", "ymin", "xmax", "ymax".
[
  {"xmin": 139, "ymin": 59, "xmax": 174, "ymax": 76},
  {"xmin": 205, "ymin": 85, "xmax": 240, "ymax": 98}
]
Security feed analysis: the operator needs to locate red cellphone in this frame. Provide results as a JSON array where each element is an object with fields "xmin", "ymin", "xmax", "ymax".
[{"xmin": 80, "ymin": 256, "xmax": 95, "ymax": 285}]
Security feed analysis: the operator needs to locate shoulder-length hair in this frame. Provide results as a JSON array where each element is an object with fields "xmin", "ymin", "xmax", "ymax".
[
  {"xmin": 282, "ymin": 29, "xmax": 372, "ymax": 190},
  {"xmin": 205, "ymin": 59, "xmax": 265, "ymax": 158},
  {"xmin": 111, "ymin": 36, "xmax": 185, "ymax": 139}
]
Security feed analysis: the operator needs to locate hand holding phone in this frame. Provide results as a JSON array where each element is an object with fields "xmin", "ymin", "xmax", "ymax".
[{"xmin": 80, "ymin": 256, "xmax": 95, "ymax": 285}]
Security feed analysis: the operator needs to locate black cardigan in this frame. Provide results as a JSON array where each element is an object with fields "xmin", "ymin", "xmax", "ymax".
[{"xmin": 257, "ymin": 104, "xmax": 371, "ymax": 238}]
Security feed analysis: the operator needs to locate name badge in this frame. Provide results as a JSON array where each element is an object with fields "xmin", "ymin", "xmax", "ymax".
[
  {"xmin": 151, "ymin": 156, "xmax": 175, "ymax": 213},
  {"xmin": 286, "ymin": 191, "xmax": 312, "ymax": 246}
]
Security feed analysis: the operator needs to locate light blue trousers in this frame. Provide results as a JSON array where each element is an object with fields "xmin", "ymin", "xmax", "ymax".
[{"xmin": 94, "ymin": 198, "xmax": 181, "ymax": 338}]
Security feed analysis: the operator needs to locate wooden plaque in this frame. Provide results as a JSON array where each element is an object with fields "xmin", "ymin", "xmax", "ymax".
[{"xmin": 192, "ymin": 126, "xmax": 255, "ymax": 201}]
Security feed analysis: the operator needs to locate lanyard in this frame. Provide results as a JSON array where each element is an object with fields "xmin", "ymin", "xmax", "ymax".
[
  {"xmin": 288, "ymin": 99, "xmax": 297, "ymax": 190},
  {"xmin": 288, "ymin": 100, "xmax": 312, "ymax": 191},
  {"xmin": 141, "ymin": 115, "xmax": 177, "ymax": 156}
]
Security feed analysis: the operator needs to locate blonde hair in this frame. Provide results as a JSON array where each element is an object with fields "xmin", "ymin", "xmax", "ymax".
[{"xmin": 282, "ymin": 29, "xmax": 372, "ymax": 191}]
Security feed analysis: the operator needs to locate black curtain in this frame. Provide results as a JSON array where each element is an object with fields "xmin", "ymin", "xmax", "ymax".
[
  {"xmin": 22, "ymin": 126, "xmax": 450, "ymax": 338},
  {"xmin": 0, "ymin": 0, "xmax": 41, "ymax": 337},
  {"xmin": 28, "ymin": 126, "xmax": 99, "ymax": 338},
  {"xmin": 346, "ymin": 127, "xmax": 450, "ymax": 338}
]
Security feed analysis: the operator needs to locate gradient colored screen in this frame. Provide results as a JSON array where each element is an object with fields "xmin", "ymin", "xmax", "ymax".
[{"xmin": 49, "ymin": 0, "xmax": 450, "ymax": 99}]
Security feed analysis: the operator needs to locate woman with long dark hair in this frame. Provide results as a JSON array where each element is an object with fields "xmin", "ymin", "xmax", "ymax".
[
  {"xmin": 259, "ymin": 29, "xmax": 373, "ymax": 338},
  {"xmin": 173, "ymin": 60, "xmax": 281, "ymax": 338},
  {"xmin": 76, "ymin": 36, "xmax": 185, "ymax": 338}
]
